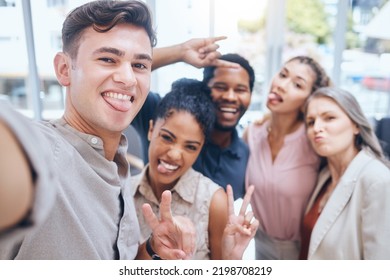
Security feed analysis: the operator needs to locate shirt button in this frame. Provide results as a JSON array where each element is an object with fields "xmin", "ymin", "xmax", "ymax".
[{"xmin": 91, "ymin": 137, "xmax": 98, "ymax": 144}]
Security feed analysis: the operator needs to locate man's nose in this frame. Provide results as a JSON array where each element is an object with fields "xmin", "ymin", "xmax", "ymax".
[
  {"xmin": 113, "ymin": 64, "xmax": 137, "ymax": 87},
  {"xmin": 221, "ymin": 88, "xmax": 236, "ymax": 101}
]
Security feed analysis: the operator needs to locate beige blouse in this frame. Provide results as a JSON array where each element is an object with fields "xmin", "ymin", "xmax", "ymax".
[{"xmin": 131, "ymin": 166, "xmax": 221, "ymax": 260}]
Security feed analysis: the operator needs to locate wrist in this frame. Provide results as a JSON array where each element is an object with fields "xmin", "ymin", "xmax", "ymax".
[
  {"xmin": 175, "ymin": 42, "xmax": 186, "ymax": 63},
  {"xmin": 146, "ymin": 235, "xmax": 163, "ymax": 260}
]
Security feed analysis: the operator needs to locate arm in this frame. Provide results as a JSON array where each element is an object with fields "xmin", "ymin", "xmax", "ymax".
[
  {"xmin": 362, "ymin": 173, "xmax": 390, "ymax": 259},
  {"xmin": 0, "ymin": 120, "xmax": 33, "ymax": 232},
  {"xmin": 208, "ymin": 188, "xmax": 228, "ymax": 260},
  {"xmin": 222, "ymin": 185, "xmax": 259, "ymax": 260},
  {"xmin": 152, "ymin": 36, "xmax": 239, "ymax": 71},
  {"xmin": 136, "ymin": 190, "xmax": 196, "ymax": 260}
]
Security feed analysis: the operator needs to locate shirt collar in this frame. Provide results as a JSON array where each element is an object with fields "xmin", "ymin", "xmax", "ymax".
[
  {"xmin": 50, "ymin": 117, "xmax": 129, "ymax": 177},
  {"xmin": 132, "ymin": 165, "xmax": 198, "ymax": 205},
  {"xmin": 207, "ymin": 129, "xmax": 243, "ymax": 158}
]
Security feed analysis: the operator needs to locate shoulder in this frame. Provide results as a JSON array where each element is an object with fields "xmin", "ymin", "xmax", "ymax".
[
  {"xmin": 210, "ymin": 188, "xmax": 228, "ymax": 216},
  {"xmin": 359, "ymin": 157, "xmax": 390, "ymax": 186},
  {"xmin": 130, "ymin": 167, "xmax": 148, "ymax": 196},
  {"xmin": 146, "ymin": 92, "xmax": 162, "ymax": 105},
  {"xmin": 134, "ymin": 92, "xmax": 161, "ymax": 121},
  {"xmin": 246, "ymin": 121, "xmax": 267, "ymax": 133},
  {"xmin": 345, "ymin": 151, "xmax": 390, "ymax": 195},
  {"xmin": 350, "ymin": 151, "xmax": 389, "ymax": 177},
  {"xmin": 229, "ymin": 129, "xmax": 249, "ymax": 156},
  {"xmin": 237, "ymin": 136, "xmax": 249, "ymax": 153},
  {"xmin": 189, "ymin": 168, "xmax": 222, "ymax": 192},
  {"xmin": 242, "ymin": 121, "xmax": 268, "ymax": 144}
]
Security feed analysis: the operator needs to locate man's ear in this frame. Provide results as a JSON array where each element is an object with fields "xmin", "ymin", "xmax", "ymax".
[
  {"xmin": 53, "ymin": 52, "xmax": 71, "ymax": 86},
  {"xmin": 147, "ymin": 119, "xmax": 154, "ymax": 141}
]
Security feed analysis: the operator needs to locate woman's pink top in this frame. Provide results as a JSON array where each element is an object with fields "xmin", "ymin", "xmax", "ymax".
[{"xmin": 245, "ymin": 121, "xmax": 320, "ymax": 241}]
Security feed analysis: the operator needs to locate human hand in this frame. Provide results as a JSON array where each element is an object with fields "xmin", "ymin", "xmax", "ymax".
[
  {"xmin": 142, "ymin": 190, "xmax": 196, "ymax": 260},
  {"xmin": 181, "ymin": 36, "xmax": 239, "ymax": 68},
  {"xmin": 222, "ymin": 185, "xmax": 259, "ymax": 260},
  {"xmin": 253, "ymin": 113, "xmax": 270, "ymax": 126}
]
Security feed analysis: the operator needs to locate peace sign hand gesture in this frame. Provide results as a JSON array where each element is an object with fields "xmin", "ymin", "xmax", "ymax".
[
  {"xmin": 222, "ymin": 184, "xmax": 259, "ymax": 260},
  {"xmin": 142, "ymin": 190, "xmax": 196, "ymax": 260}
]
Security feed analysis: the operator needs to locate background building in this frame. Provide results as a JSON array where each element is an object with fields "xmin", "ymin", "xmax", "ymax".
[{"xmin": 0, "ymin": 0, "xmax": 389, "ymax": 124}]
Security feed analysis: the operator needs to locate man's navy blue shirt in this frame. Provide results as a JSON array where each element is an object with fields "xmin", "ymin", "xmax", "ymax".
[{"xmin": 192, "ymin": 129, "xmax": 249, "ymax": 200}]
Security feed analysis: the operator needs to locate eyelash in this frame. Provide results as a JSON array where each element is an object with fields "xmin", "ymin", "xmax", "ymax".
[
  {"xmin": 306, "ymin": 116, "xmax": 336, "ymax": 127},
  {"xmin": 212, "ymin": 86, "xmax": 247, "ymax": 93},
  {"xmin": 161, "ymin": 134, "xmax": 173, "ymax": 142},
  {"xmin": 295, "ymin": 83, "xmax": 302, "ymax": 89},
  {"xmin": 160, "ymin": 134, "xmax": 198, "ymax": 152},
  {"xmin": 306, "ymin": 120, "xmax": 314, "ymax": 127},
  {"xmin": 279, "ymin": 72, "xmax": 304, "ymax": 89},
  {"xmin": 133, "ymin": 63, "xmax": 147, "ymax": 70},
  {"xmin": 99, "ymin": 57, "xmax": 115, "ymax": 63},
  {"xmin": 186, "ymin": 145, "xmax": 197, "ymax": 152},
  {"xmin": 98, "ymin": 58, "xmax": 148, "ymax": 70}
]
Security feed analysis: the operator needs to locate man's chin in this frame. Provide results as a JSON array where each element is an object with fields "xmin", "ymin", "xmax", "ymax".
[{"xmin": 214, "ymin": 122, "xmax": 236, "ymax": 132}]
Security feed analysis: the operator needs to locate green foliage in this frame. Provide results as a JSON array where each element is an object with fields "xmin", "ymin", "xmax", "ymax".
[
  {"xmin": 237, "ymin": 16, "xmax": 265, "ymax": 34},
  {"xmin": 345, "ymin": 10, "xmax": 361, "ymax": 49},
  {"xmin": 286, "ymin": 0, "xmax": 331, "ymax": 44}
]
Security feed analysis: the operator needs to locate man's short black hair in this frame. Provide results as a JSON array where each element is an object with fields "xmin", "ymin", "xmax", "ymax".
[{"xmin": 202, "ymin": 53, "xmax": 255, "ymax": 92}]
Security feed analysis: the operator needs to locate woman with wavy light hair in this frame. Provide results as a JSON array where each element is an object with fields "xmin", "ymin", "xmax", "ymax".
[{"xmin": 300, "ymin": 87, "xmax": 390, "ymax": 259}]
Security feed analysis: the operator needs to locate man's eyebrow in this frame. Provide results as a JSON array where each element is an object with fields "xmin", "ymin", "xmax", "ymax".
[
  {"xmin": 93, "ymin": 47, "xmax": 152, "ymax": 62},
  {"xmin": 134, "ymin": 53, "xmax": 152, "ymax": 62},
  {"xmin": 93, "ymin": 47, "xmax": 125, "ymax": 57}
]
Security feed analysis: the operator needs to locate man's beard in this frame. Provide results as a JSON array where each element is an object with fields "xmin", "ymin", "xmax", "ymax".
[
  {"xmin": 214, "ymin": 121, "xmax": 236, "ymax": 132},
  {"xmin": 213, "ymin": 106, "xmax": 246, "ymax": 132}
]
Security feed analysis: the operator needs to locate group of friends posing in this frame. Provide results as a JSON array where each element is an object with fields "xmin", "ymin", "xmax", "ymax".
[{"xmin": 0, "ymin": 0, "xmax": 389, "ymax": 260}]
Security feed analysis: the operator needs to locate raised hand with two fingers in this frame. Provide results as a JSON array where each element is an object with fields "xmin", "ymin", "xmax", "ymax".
[
  {"xmin": 141, "ymin": 190, "xmax": 196, "ymax": 260},
  {"xmin": 222, "ymin": 184, "xmax": 259, "ymax": 260}
]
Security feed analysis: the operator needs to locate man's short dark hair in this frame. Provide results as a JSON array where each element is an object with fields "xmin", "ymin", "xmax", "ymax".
[
  {"xmin": 202, "ymin": 53, "xmax": 255, "ymax": 92},
  {"xmin": 62, "ymin": 0, "xmax": 156, "ymax": 58}
]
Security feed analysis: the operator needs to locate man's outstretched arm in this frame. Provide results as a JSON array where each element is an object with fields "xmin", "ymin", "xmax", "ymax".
[{"xmin": 0, "ymin": 120, "xmax": 33, "ymax": 232}]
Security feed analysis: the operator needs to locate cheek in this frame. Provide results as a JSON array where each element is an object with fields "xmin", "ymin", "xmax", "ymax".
[
  {"xmin": 344, "ymin": 129, "xmax": 358, "ymax": 144},
  {"xmin": 210, "ymin": 93, "xmax": 218, "ymax": 102},
  {"xmin": 148, "ymin": 138, "xmax": 162, "ymax": 157},
  {"xmin": 306, "ymin": 128, "xmax": 315, "ymax": 142},
  {"xmin": 270, "ymin": 75, "xmax": 280, "ymax": 87},
  {"xmin": 138, "ymin": 74, "xmax": 151, "ymax": 94},
  {"xmin": 239, "ymin": 94, "xmax": 252, "ymax": 107},
  {"xmin": 291, "ymin": 94, "xmax": 309, "ymax": 109},
  {"xmin": 183, "ymin": 152, "xmax": 200, "ymax": 166}
]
